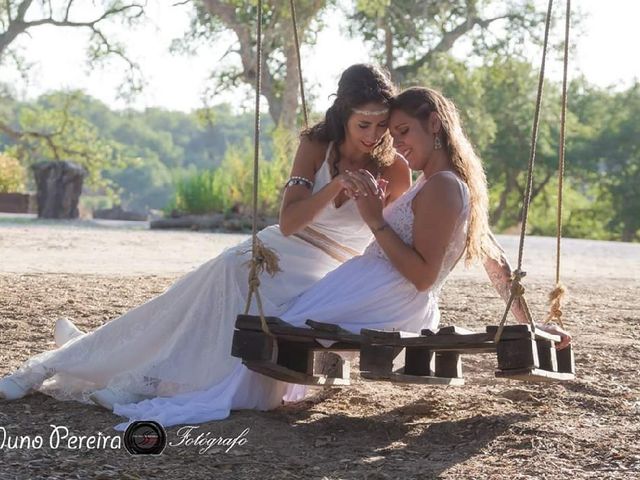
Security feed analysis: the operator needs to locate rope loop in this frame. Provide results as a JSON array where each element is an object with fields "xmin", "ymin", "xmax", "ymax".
[{"xmin": 545, "ymin": 283, "xmax": 566, "ymax": 327}]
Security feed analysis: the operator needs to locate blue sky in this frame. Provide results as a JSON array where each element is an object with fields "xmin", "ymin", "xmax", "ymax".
[{"xmin": 1, "ymin": 0, "xmax": 638, "ymax": 113}]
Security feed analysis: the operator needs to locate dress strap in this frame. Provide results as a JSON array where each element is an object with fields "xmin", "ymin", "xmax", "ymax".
[{"xmin": 322, "ymin": 141, "xmax": 334, "ymax": 170}]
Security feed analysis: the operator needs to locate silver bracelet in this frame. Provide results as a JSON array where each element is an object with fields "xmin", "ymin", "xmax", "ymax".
[{"xmin": 285, "ymin": 176, "xmax": 314, "ymax": 190}]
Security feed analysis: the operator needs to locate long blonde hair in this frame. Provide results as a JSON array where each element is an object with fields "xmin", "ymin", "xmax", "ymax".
[{"xmin": 391, "ymin": 87, "xmax": 499, "ymax": 264}]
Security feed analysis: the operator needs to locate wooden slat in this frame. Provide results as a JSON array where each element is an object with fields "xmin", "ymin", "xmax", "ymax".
[
  {"xmin": 360, "ymin": 344, "xmax": 401, "ymax": 375},
  {"xmin": 236, "ymin": 315, "xmax": 362, "ymax": 344},
  {"xmin": 305, "ymin": 319, "xmax": 352, "ymax": 335},
  {"xmin": 497, "ymin": 338, "xmax": 539, "ymax": 370},
  {"xmin": 244, "ymin": 361, "xmax": 351, "ymax": 385},
  {"xmin": 236, "ymin": 314, "xmax": 289, "ymax": 330},
  {"xmin": 276, "ymin": 341, "xmax": 313, "ymax": 374},
  {"xmin": 361, "ymin": 329, "xmax": 420, "ymax": 340},
  {"xmin": 556, "ymin": 345, "xmax": 576, "ymax": 374},
  {"xmin": 404, "ymin": 347, "xmax": 434, "ymax": 376},
  {"xmin": 363, "ymin": 333, "xmax": 494, "ymax": 348},
  {"xmin": 231, "ymin": 329, "xmax": 276, "ymax": 362},
  {"xmin": 536, "ymin": 339, "xmax": 558, "ymax": 372},
  {"xmin": 436, "ymin": 326, "xmax": 476, "ymax": 335},
  {"xmin": 486, "ymin": 325, "xmax": 561, "ymax": 343},
  {"xmin": 361, "ymin": 370, "xmax": 464, "ymax": 386},
  {"xmin": 495, "ymin": 367, "xmax": 575, "ymax": 382}
]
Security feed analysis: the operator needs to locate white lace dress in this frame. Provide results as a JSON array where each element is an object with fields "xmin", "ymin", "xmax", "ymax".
[
  {"xmin": 6, "ymin": 142, "xmax": 375, "ymax": 424},
  {"xmin": 112, "ymin": 171, "xmax": 470, "ymax": 431}
]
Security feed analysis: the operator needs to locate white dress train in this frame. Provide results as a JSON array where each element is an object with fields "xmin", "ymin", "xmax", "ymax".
[
  {"xmin": 4, "ymin": 142, "xmax": 375, "ymax": 423},
  {"xmin": 113, "ymin": 171, "xmax": 470, "ymax": 431}
]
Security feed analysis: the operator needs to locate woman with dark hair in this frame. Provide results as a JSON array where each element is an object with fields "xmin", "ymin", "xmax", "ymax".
[{"xmin": 0, "ymin": 65, "xmax": 410, "ymax": 415}]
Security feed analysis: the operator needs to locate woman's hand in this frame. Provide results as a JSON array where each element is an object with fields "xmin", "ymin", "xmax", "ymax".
[
  {"xmin": 348, "ymin": 170, "xmax": 387, "ymax": 228},
  {"xmin": 537, "ymin": 323, "xmax": 572, "ymax": 350},
  {"xmin": 332, "ymin": 171, "xmax": 361, "ymax": 199}
]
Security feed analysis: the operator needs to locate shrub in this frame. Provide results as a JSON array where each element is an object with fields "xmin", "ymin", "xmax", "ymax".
[{"xmin": 0, "ymin": 154, "xmax": 26, "ymax": 193}]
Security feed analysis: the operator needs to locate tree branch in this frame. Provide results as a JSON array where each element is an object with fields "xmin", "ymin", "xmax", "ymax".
[{"xmin": 394, "ymin": 12, "xmax": 522, "ymax": 83}]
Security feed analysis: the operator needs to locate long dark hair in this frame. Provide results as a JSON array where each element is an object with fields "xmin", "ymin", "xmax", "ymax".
[{"xmin": 303, "ymin": 64, "xmax": 397, "ymax": 176}]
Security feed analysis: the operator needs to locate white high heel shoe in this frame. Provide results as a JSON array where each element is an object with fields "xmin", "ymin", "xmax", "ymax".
[
  {"xmin": 54, "ymin": 317, "xmax": 85, "ymax": 347},
  {"xmin": 89, "ymin": 388, "xmax": 146, "ymax": 410},
  {"xmin": 0, "ymin": 375, "xmax": 30, "ymax": 400}
]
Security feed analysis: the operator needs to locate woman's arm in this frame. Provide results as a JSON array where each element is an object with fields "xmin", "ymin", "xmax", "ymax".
[
  {"xmin": 482, "ymin": 232, "xmax": 529, "ymax": 323},
  {"xmin": 483, "ymin": 232, "xmax": 572, "ymax": 349},
  {"xmin": 351, "ymin": 172, "xmax": 464, "ymax": 292},
  {"xmin": 279, "ymin": 137, "xmax": 355, "ymax": 236}
]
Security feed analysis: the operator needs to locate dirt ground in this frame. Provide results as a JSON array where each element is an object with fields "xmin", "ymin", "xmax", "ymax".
[{"xmin": 0, "ymin": 218, "xmax": 639, "ymax": 479}]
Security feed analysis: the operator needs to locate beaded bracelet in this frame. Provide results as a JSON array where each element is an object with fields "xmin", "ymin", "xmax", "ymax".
[{"xmin": 285, "ymin": 176, "xmax": 314, "ymax": 190}]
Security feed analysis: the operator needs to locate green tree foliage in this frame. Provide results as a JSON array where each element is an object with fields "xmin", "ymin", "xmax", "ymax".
[
  {"xmin": 578, "ymin": 83, "xmax": 640, "ymax": 241},
  {"xmin": 0, "ymin": 153, "xmax": 25, "ymax": 192},
  {"xmin": 346, "ymin": 0, "xmax": 544, "ymax": 85},
  {"xmin": 5, "ymin": 93, "xmax": 126, "ymax": 197},
  {"xmin": 180, "ymin": 0, "xmax": 328, "ymax": 129}
]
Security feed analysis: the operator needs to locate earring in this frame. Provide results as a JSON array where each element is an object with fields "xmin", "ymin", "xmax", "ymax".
[{"xmin": 434, "ymin": 135, "xmax": 442, "ymax": 150}]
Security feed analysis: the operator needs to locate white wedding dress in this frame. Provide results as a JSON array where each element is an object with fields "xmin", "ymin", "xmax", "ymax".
[
  {"xmin": 112, "ymin": 170, "xmax": 470, "ymax": 431},
  {"xmin": 2, "ymin": 142, "xmax": 373, "ymax": 424}
]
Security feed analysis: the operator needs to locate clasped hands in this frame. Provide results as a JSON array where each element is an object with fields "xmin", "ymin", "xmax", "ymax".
[{"xmin": 337, "ymin": 169, "xmax": 388, "ymax": 228}]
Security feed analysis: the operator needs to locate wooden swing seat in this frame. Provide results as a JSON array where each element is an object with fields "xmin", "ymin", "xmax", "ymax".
[{"xmin": 231, "ymin": 316, "xmax": 575, "ymax": 387}]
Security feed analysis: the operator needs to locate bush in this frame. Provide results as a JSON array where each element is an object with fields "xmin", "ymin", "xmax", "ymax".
[
  {"xmin": 0, "ymin": 154, "xmax": 26, "ymax": 193},
  {"xmin": 165, "ymin": 127, "xmax": 294, "ymax": 217}
]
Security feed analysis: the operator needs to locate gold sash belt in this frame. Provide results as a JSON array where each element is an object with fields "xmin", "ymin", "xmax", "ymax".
[{"xmin": 293, "ymin": 226, "xmax": 360, "ymax": 263}]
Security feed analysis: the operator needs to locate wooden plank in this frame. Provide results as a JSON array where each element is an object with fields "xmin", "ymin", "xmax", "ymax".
[
  {"xmin": 0, "ymin": 193, "xmax": 31, "ymax": 214},
  {"xmin": 361, "ymin": 329, "xmax": 420, "ymax": 340},
  {"xmin": 495, "ymin": 367, "xmax": 575, "ymax": 382},
  {"xmin": 244, "ymin": 361, "xmax": 351, "ymax": 386},
  {"xmin": 363, "ymin": 333, "xmax": 493, "ymax": 348},
  {"xmin": 305, "ymin": 319, "xmax": 352, "ymax": 335},
  {"xmin": 536, "ymin": 339, "xmax": 558, "ymax": 372},
  {"xmin": 361, "ymin": 370, "xmax": 464, "ymax": 386},
  {"xmin": 276, "ymin": 341, "xmax": 313, "ymax": 374},
  {"xmin": 404, "ymin": 347, "xmax": 434, "ymax": 376},
  {"xmin": 231, "ymin": 330, "xmax": 276, "ymax": 362},
  {"xmin": 360, "ymin": 344, "xmax": 402, "ymax": 375},
  {"xmin": 436, "ymin": 326, "xmax": 476, "ymax": 335},
  {"xmin": 497, "ymin": 338, "xmax": 539, "ymax": 370},
  {"xmin": 556, "ymin": 345, "xmax": 576, "ymax": 374},
  {"xmin": 236, "ymin": 314, "xmax": 289, "ymax": 330},
  {"xmin": 486, "ymin": 325, "xmax": 561, "ymax": 343},
  {"xmin": 236, "ymin": 314, "xmax": 363, "ymax": 344},
  {"xmin": 435, "ymin": 352, "xmax": 463, "ymax": 379}
]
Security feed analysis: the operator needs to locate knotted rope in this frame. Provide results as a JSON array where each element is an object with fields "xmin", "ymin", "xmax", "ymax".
[
  {"xmin": 495, "ymin": 0, "xmax": 571, "ymax": 341},
  {"xmin": 242, "ymin": 0, "xmax": 309, "ymax": 335},
  {"xmin": 545, "ymin": 0, "xmax": 571, "ymax": 328}
]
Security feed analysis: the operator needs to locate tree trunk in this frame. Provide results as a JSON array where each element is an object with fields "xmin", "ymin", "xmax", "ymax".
[
  {"xmin": 621, "ymin": 225, "xmax": 638, "ymax": 242},
  {"xmin": 490, "ymin": 171, "xmax": 516, "ymax": 226},
  {"xmin": 279, "ymin": 37, "xmax": 302, "ymax": 132},
  {"xmin": 31, "ymin": 161, "xmax": 87, "ymax": 219}
]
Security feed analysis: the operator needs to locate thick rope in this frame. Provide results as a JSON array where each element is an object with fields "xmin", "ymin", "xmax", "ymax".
[
  {"xmin": 290, "ymin": 0, "xmax": 308, "ymax": 128},
  {"xmin": 493, "ymin": 269, "xmax": 535, "ymax": 343},
  {"xmin": 495, "ymin": 0, "xmax": 554, "ymax": 343},
  {"xmin": 546, "ymin": 0, "xmax": 571, "ymax": 328},
  {"xmin": 243, "ymin": 0, "xmax": 281, "ymax": 337}
]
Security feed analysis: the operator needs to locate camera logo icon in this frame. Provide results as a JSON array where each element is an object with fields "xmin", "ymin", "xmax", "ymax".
[{"xmin": 123, "ymin": 421, "xmax": 167, "ymax": 455}]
